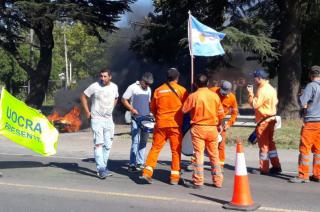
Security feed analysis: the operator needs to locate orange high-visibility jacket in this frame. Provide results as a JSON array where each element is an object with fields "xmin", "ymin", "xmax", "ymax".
[
  {"xmin": 150, "ymin": 81, "xmax": 188, "ymax": 128},
  {"xmin": 182, "ymin": 87, "xmax": 224, "ymax": 125},
  {"xmin": 210, "ymin": 87, "xmax": 239, "ymax": 126},
  {"xmin": 248, "ymin": 81, "xmax": 278, "ymax": 122}
]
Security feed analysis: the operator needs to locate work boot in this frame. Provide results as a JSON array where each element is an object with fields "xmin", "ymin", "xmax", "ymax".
[
  {"xmin": 250, "ymin": 169, "xmax": 268, "ymax": 175},
  {"xmin": 288, "ymin": 177, "xmax": 310, "ymax": 183},
  {"xmin": 269, "ymin": 167, "xmax": 282, "ymax": 175},
  {"xmin": 310, "ymin": 176, "xmax": 320, "ymax": 182},
  {"xmin": 140, "ymin": 175, "xmax": 153, "ymax": 184},
  {"xmin": 184, "ymin": 181, "xmax": 203, "ymax": 189}
]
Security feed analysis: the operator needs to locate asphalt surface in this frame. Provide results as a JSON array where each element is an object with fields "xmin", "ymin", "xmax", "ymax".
[{"xmin": 0, "ymin": 125, "xmax": 319, "ymax": 212}]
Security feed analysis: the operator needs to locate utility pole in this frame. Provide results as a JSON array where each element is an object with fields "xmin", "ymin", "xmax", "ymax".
[
  {"xmin": 69, "ymin": 61, "xmax": 72, "ymax": 84},
  {"xmin": 28, "ymin": 29, "xmax": 34, "ymax": 95},
  {"xmin": 63, "ymin": 23, "xmax": 69, "ymax": 89}
]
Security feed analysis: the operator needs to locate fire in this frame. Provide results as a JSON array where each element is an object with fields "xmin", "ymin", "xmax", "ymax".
[{"xmin": 47, "ymin": 107, "xmax": 82, "ymax": 133}]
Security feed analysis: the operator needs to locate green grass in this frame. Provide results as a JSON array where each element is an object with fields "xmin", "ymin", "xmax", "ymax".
[{"xmin": 226, "ymin": 119, "xmax": 302, "ymax": 149}]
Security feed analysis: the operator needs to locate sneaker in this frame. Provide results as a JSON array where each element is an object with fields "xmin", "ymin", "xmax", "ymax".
[
  {"xmin": 140, "ymin": 175, "xmax": 153, "ymax": 184},
  {"xmin": 105, "ymin": 170, "xmax": 113, "ymax": 177},
  {"xmin": 136, "ymin": 164, "xmax": 145, "ymax": 171},
  {"xmin": 269, "ymin": 167, "xmax": 282, "ymax": 175},
  {"xmin": 97, "ymin": 170, "xmax": 108, "ymax": 179},
  {"xmin": 128, "ymin": 166, "xmax": 139, "ymax": 173},
  {"xmin": 185, "ymin": 164, "xmax": 193, "ymax": 172},
  {"xmin": 289, "ymin": 177, "xmax": 310, "ymax": 183},
  {"xmin": 184, "ymin": 181, "xmax": 203, "ymax": 189},
  {"xmin": 310, "ymin": 176, "xmax": 320, "ymax": 182}
]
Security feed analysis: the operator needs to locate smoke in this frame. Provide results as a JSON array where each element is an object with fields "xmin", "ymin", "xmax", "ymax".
[{"xmin": 50, "ymin": 1, "xmax": 263, "ymax": 128}]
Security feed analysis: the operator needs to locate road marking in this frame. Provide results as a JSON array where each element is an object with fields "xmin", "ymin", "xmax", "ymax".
[
  {"xmin": 0, "ymin": 182, "xmax": 310, "ymax": 212},
  {"xmin": 0, "ymin": 152, "xmax": 87, "ymax": 160}
]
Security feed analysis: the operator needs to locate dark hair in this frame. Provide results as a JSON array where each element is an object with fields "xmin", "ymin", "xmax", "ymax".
[
  {"xmin": 141, "ymin": 72, "xmax": 154, "ymax": 85},
  {"xmin": 310, "ymin": 65, "xmax": 320, "ymax": 78},
  {"xmin": 100, "ymin": 68, "xmax": 111, "ymax": 76},
  {"xmin": 195, "ymin": 73, "xmax": 208, "ymax": 88},
  {"xmin": 167, "ymin": 68, "xmax": 180, "ymax": 82}
]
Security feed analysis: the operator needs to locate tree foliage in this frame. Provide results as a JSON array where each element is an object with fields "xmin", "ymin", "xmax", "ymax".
[{"xmin": 0, "ymin": 0, "xmax": 134, "ymax": 108}]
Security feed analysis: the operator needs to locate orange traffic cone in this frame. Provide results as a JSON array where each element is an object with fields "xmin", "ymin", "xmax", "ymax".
[{"xmin": 223, "ymin": 139, "xmax": 260, "ymax": 211}]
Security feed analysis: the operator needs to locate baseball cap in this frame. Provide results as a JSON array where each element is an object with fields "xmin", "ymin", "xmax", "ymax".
[
  {"xmin": 310, "ymin": 65, "xmax": 320, "ymax": 75},
  {"xmin": 252, "ymin": 69, "xmax": 269, "ymax": 79},
  {"xmin": 141, "ymin": 72, "xmax": 154, "ymax": 85},
  {"xmin": 220, "ymin": 81, "xmax": 232, "ymax": 95}
]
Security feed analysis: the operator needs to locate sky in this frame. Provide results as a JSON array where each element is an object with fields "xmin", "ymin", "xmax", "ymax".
[{"xmin": 117, "ymin": 0, "xmax": 153, "ymax": 28}]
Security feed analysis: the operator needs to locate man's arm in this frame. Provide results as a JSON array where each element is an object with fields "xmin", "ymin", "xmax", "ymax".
[
  {"xmin": 224, "ymin": 96, "xmax": 239, "ymax": 130},
  {"xmin": 114, "ymin": 98, "xmax": 118, "ymax": 107},
  {"xmin": 299, "ymin": 84, "xmax": 313, "ymax": 108},
  {"xmin": 121, "ymin": 98, "xmax": 138, "ymax": 115},
  {"xmin": 247, "ymin": 87, "xmax": 265, "ymax": 109},
  {"xmin": 80, "ymin": 93, "xmax": 91, "ymax": 119}
]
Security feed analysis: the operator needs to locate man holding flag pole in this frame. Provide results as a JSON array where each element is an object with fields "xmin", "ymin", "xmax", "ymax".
[{"xmin": 182, "ymin": 12, "xmax": 226, "ymax": 188}]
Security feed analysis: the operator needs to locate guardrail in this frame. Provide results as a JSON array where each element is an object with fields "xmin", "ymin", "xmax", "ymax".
[
  {"xmin": 225, "ymin": 115, "xmax": 282, "ymax": 128},
  {"xmin": 225, "ymin": 115, "xmax": 256, "ymax": 127}
]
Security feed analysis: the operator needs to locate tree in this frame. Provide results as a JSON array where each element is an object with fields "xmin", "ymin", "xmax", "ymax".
[
  {"xmin": 131, "ymin": 0, "xmax": 320, "ymax": 118},
  {"xmin": 235, "ymin": 0, "xmax": 320, "ymax": 118},
  {"xmin": 130, "ymin": 0, "xmax": 278, "ymax": 78},
  {"xmin": 0, "ymin": 0, "xmax": 134, "ymax": 109}
]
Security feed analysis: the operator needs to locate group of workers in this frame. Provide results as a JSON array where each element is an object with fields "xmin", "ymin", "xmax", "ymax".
[{"xmin": 78, "ymin": 65, "xmax": 320, "ymax": 187}]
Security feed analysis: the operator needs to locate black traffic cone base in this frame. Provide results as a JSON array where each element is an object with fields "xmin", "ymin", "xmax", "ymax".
[{"xmin": 223, "ymin": 202, "xmax": 261, "ymax": 211}]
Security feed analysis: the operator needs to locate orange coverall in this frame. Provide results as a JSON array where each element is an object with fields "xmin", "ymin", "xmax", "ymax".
[
  {"xmin": 182, "ymin": 87, "xmax": 224, "ymax": 187},
  {"xmin": 299, "ymin": 122, "xmax": 320, "ymax": 180},
  {"xmin": 142, "ymin": 81, "xmax": 188, "ymax": 182},
  {"xmin": 248, "ymin": 81, "xmax": 281, "ymax": 174},
  {"xmin": 210, "ymin": 87, "xmax": 238, "ymax": 167}
]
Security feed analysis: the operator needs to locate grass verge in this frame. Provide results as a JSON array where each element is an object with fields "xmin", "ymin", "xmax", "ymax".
[{"xmin": 226, "ymin": 119, "xmax": 302, "ymax": 149}]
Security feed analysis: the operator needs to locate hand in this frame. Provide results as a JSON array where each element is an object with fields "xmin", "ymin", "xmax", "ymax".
[
  {"xmin": 246, "ymin": 85, "xmax": 254, "ymax": 94},
  {"xmin": 85, "ymin": 111, "xmax": 91, "ymax": 119},
  {"xmin": 130, "ymin": 108, "xmax": 139, "ymax": 115},
  {"xmin": 223, "ymin": 123, "xmax": 230, "ymax": 131}
]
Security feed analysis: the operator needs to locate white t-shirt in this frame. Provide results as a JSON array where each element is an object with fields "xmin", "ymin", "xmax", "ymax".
[
  {"xmin": 84, "ymin": 81, "xmax": 119, "ymax": 119},
  {"xmin": 122, "ymin": 81, "xmax": 151, "ymax": 116}
]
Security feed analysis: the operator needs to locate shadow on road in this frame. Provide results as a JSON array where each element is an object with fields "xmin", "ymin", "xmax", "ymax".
[
  {"xmin": 48, "ymin": 162, "xmax": 98, "ymax": 178},
  {"xmin": 190, "ymin": 193, "xmax": 229, "ymax": 205},
  {"xmin": 0, "ymin": 161, "xmax": 47, "ymax": 169}
]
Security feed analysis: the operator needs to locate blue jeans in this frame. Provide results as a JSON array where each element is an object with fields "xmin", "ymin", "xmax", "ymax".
[
  {"xmin": 91, "ymin": 118, "xmax": 114, "ymax": 172},
  {"xmin": 129, "ymin": 119, "xmax": 149, "ymax": 166}
]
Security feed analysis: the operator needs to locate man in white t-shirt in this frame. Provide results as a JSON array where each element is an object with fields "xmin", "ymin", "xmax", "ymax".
[
  {"xmin": 81, "ymin": 68, "xmax": 119, "ymax": 179},
  {"xmin": 122, "ymin": 72, "xmax": 153, "ymax": 173}
]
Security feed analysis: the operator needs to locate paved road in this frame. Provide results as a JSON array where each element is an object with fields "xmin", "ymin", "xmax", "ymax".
[{"xmin": 0, "ymin": 126, "xmax": 318, "ymax": 212}]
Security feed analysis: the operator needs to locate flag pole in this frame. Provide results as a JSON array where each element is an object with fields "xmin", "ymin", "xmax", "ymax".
[{"xmin": 188, "ymin": 11, "xmax": 194, "ymax": 91}]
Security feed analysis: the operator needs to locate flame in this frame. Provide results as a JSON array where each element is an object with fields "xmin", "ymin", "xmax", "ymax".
[{"xmin": 47, "ymin": 107, "xmax": 82, "ymax": 133}]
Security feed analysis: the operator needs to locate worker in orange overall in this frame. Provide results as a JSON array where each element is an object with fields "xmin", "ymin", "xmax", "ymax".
[
  {"xmin": 141, "ymin": 68, "xmax": 188, "ymax": 185},
  {"xmin": 182, "ymin": 74, "xmax": 224, "ymax": 189},
  {"xmin": 210, "ymin": 81, "xmax": 238, "ymax": 169},
  {"xmin": 290, "ymin": 66, "xmax": 320, "ymax": 183},
  {"xmin": 247, "ymin": 69, "xmax": 282, "ymax": 175}
]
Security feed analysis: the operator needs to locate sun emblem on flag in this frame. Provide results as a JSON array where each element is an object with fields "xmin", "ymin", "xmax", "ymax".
[{"xmin": 199, "ymin": 33, "xmax": 205, "ymax": 42}]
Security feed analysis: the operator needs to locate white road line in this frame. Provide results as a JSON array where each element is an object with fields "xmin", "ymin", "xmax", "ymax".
[
  {"xmin": 0, "ymin": 152, "xmax": 87, "ymax": 160},
  {"xmin": 0, "ymin": 182, "xmax": 310, "ymax": 212}
]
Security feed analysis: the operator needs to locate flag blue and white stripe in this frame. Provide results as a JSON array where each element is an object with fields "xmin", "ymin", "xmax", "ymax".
[{"xmin": 188, "ymin": 14, "xmax": 226, "ymax": 57}]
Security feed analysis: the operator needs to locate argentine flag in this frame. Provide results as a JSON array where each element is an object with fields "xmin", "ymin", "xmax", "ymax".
[{"xmin": 188, "ymin": 14, "xmax": 225, "ymax": 57}]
